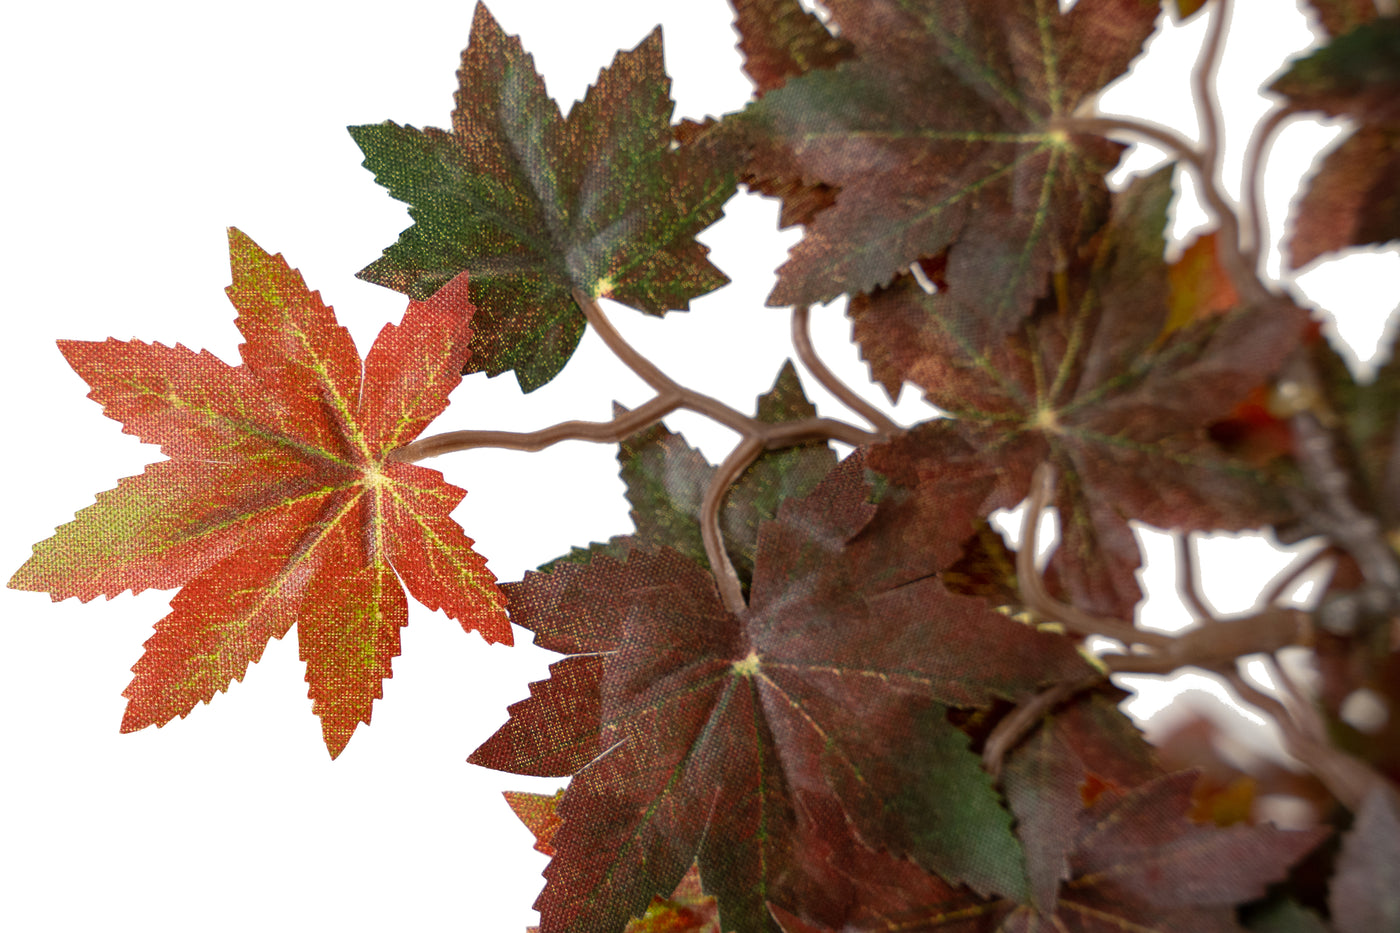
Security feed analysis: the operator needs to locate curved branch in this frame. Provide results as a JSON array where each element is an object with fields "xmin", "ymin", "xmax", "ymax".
[
  {"xmin": 983, "ymin": 673, "xmax": 1104, "ymax": 779},
  {"xmin": 703, "ymin": 436, "xmax": 765, "ymax": 615},
  {"xmin": 389, "ymin": 393, "xmax": 683, "ymax": 462},
  {"xmin": 1194, "ymin": 0, "xmax": 1231, "ymax": 189},
  {"xmin": 1224, "ymin": 668, "xmax": 1393, "ymax": 813},
  {"xmin": 791, "ymin": 305, "xmax": 900, "ymax": 439},
  {"xmin": 762, "ymin": 417, "xmax": 883, "ymax": 449},
  {"xmin": 1016, "ymin": 463, "xmax": 1173, "ymax": 649},
  {"xmin": 1056, "ymin": 115, "xmax": 1273, "ymax": 306},
  {"xmin": 1241, "ymin": 107, "xmax": 1294, "ymax": 269}
]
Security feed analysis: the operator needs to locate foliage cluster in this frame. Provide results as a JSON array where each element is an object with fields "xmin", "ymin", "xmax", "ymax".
[{"xmin": 10, "ymin": 0, "xmax": 1400, "ymax": 930}]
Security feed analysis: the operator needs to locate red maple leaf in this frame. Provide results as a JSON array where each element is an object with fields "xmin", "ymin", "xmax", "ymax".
[
  {"xmin": 9, "ymin": 229, "xmax": 507, "ymax": 757},
  {"xmin": 471, "ymin": 455, "xmax": 1092, "ymax": 932}
]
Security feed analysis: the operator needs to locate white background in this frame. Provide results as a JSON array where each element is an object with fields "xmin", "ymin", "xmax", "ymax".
[{"xmin": 2, "ymin": 1, "xmax": 1396, "ymax": 930}]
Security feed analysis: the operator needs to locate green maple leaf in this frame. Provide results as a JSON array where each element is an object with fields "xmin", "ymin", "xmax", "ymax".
[
  {"xmin": 350, "ymin": 3, "xmax": 736, "ymax": 392},
  {"xmin": 741, "ymin": 0, "xmax": 1159, "ymax": 329}
]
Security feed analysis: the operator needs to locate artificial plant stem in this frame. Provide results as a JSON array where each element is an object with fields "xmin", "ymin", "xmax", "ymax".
[
  {"xmin": 389, "ymin": 394, "xmax": 682, "ymax": 462},
  {"xmin": 1283, "ymin": 362, "xmax": 1400, "ymax": 592},
  {"xmin": 982, "ymin": 673, "xmax": 1104, "ymax": 778},
  {"xmin": 1057, "ymin": 115, "xmax": 1270, "ymax": 306},
  {"xmin": 572, "ymin": 288, "xmax": 681, "ymax": 395},
  {"xmin": 1241, "ymin": 107, "xmax": 1293, "ymax": 268},
  {"xmin": 1194, "ymin": 0, "xmax": 1231, "ymax": 192},
  {"xmin": 567, "ymin": 288, "xmax": 884, "ymax": 449},
  {"xmin": 1223, "ymin": 669, "xmax": 1391, "ymax": 812},
  {"xmin": 704, "ymin": 436, "xmax": 764, "ymax": 615},
  {"xmin": 1017, "ymin": 464, "xmax": 1173, "ymax": 649},
  {"xmin": 791, "ymin": 305, "xmax": 900, "ymax": 439},
  {"xmin": 1176, "ymin": 533, "xmax": 1215, "ymax": 622}
]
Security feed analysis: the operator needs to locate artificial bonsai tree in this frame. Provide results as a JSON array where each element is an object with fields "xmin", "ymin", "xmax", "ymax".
[{"xmin": 8, "ymin": 0, "xmax": 1400, "ymax": 929}]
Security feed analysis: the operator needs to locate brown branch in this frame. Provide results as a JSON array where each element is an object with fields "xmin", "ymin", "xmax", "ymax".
[
  {"xmin": 389, "ymin": 393, "xmax": 683, "ymax": 462},
  {"xmin": 791, "ymin": 305, "xmax": 900, "ymax": 439},
  {"xmin": 1017, "ymin": 463, "xmax": 1173, "ymax": 649},
  {"xmin": 1194, "ymin": 0, "xmax": 1231, "ymax": 192},
  {"xmin": 571, "ymin": 287, "xmax": 684, "ymax": 398},
  {"xmin": 1279, "ymin": 353, "xmax": 1400, "ymax": 599},
  {"xmin": 1261, "ymin": 545, "xmax": 1337, "ymax": 607},
  {"xmin": 1055, "ymin": 115, "xmax": 1272, "ymax": 307},
  {"xmin": 1224, "ymin": 668, "xmax": 1392, "ymax": 813},
  {"xmin": 983, "ymin": 673, "xmax": 1104, "ymax": 779},
  {"xmin": 704, "ymin": 436, "xmax": 764, "ymax": 615},
  {"xmin": 1241, "ymin": 107, "xmax": 1293, "ymax": 269},
  {"xmin": 1103, "ymin": 606, "xmax": 1311, "ymax": 675},
  {"xmin": 1177, "ymin": 533, "xmax": 1216, "ymax": 622}
]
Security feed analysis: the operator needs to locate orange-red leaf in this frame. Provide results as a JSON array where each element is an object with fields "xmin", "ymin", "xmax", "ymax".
[
  {"xmin": 504, "ymin": 789, "xmax": 564, "ymax": 858},
  {"xmin": 10, "ymin": 230, "xmax": 507, "ymax": 757}
]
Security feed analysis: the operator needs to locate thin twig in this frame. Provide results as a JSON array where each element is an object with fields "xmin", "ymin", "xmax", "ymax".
[
  {"xmin": 1224, "ymin": 669, "xmax": 1389, "ymax": 812},
  {"xmin": 572, "ymin": 287, "xmax": 683, "ymax": 398},
  {"xmin": 1261, "ymin": 653, "xmax": 1327, "ymax": 743},
  {"xmin": 703, "ymin": 437, "xmax": 764, "ymax": 615},
  {"xmin": 1194, "ymin": 0, "xmax": 1231, "ymax": 193},
  {"xmin": 1017, "ymin": 464, "xmax": 1173, "ymax": 649},
  {"xmin": 1177, "ymin": 533, "xmax": 1216, "ymax": 622},
  {"xmin": 570, "ymin": 288, "xmax": 883, "ymax": 449},
  {"xmin": 389, "ymin": 393, "xmax": 682, "ymax": 461},
  {"xmin": 791, "ymin": 305, "xmax": 900, "ymax": 438},
  {"xmin": 570, "ymin": 287, "xmax": 756, "ymax": 436},
  {"xmin": 1056, "ymin": 115, "xmax": 1272, "ymax": 306},
  {"xmin": 1241, "ymin": 107, "xmax": 1293, "ymax": 269},
  {"xmin": 983, "ymin": 673, "xmax": 1104, "ymax": 779},
  {"xmin": 1283, "ymin": 357, "xmax": 1400, "ymax": 593},
  {"xmin": 1260, "ymin": 545, "xmax": 1337, "ymax": 607}
]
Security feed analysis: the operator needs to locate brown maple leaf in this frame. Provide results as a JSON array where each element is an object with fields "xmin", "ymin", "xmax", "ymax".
[
  {"xmin": 471, "ymin": 454, "xmax": 1091, "ymax": 932},
  {"xmin": 741, "ymin": 0, "xmax": 1160, "ymax": 329},
  {"xmin": 773, "ymin": 750, "xmax": 1326, "ymax": 932},
  {"xmin": 859, "ymin": 168, "xmax": 1306, "ymax": 619}
]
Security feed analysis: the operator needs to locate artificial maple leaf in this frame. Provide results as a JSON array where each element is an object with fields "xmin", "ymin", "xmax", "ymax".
[
  {"xmin": 623, "ymin": 864, "xmax": 728, "ymax": 933},
  {"xmin": 590, "ymin": 361, "xmax": 839, "ymax": 591},
  {"xmin": 741, "ymin": 0, "xmax": 1159, "ymax": 328},
  {"xmin": 1169, "ymin": 0, "xmax": 1212, "ymax": 22},
  {"xmin": 773, "ymin": 766, "xmax": 1327, "ymax": 932},
  {"xmin": 1271, "ymin": 17, "xmax": 1400, "ymax": 267},
  {"xmin": 1328, "ymin": 788, "xmax": 1400, "ymax": 933},
  {"xmin": 350, "ymin": 3, "xmax": 735, "ymax": 392},
  {"xmin": 504, "ymin": 789, "xmax": 564, "ymax": 857},
  {"xmin": 1286, "ymin": 124, "xmax": 1400, "ymax": 269},
  {"xmin": 858, "ymin": 168, "xmax": 1306, "ymax": 619},
  {"xmin": 9, "ymin": 229, "xmax": 507, "ymax": 758},
  {"xmin": 1166, "ymin": 231, "xmax": 1241, "ymax": 330},
  {"xmin": 1245, "ymin": 899, "xmax": 1330, "ymax": 933},
  {"xmin": 506, "ymin": 770, "xmax": 726, "ymax": 933},
  {"xmin": 1302, "ymin": 0, "xmax": 1383, "ymax": 38},
  {"xmin": 731, "ymin": 0, "xmax": 853, "ymax": 96},
  {"xmin": 1272, "ymin": 17, "xmax": 1400, "ymax": 124},
  {"xmin": 471, "ymin": 454, "xmax": 1092, "ymax": 932},
  {"xmin": 999, "ymin": 691, "xmax": 1160, "ymax": 911}
]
